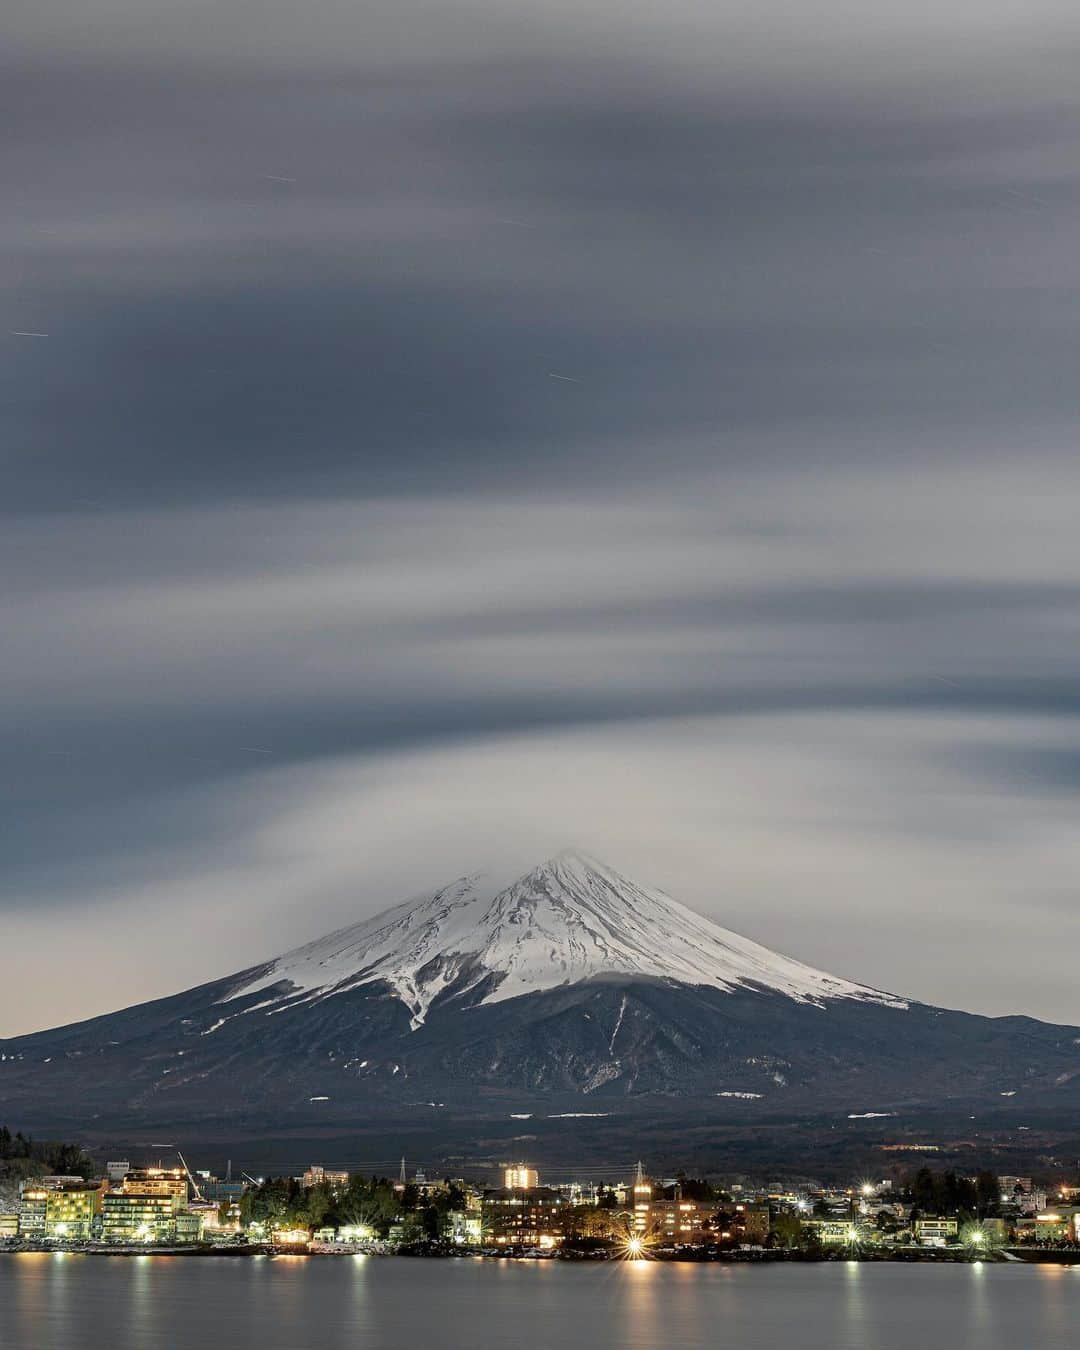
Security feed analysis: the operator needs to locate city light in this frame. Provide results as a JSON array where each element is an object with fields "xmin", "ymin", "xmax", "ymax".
[{"xmin": 11, "ymin": 1147, "xmax": 1071, "ymax": 1265}]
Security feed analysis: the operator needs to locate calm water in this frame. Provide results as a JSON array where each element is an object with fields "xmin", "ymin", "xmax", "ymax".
[{"xmin": 1, "ymin": 1255, "xmax": 1077, "ymax": 1349}]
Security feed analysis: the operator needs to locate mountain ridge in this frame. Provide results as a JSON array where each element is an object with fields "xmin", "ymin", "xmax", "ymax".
[
  {"xmin": 1, "ymin": 849, "xmax": 1078, "ymax": 1154},
  {"xmin": 216, "ymin": 849, "xmax": 906, "ymax": 1031}
]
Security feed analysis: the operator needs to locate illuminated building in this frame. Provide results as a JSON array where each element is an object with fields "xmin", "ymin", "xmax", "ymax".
[
  {"xmin": 0, "ymin": 1214, "xmax": 20, "ymax": 1238},
  {"xmin": 448, "ymin": 1210, "xmax": 484, "ymax": 1245},
  {"xmin": 122, "ymin": 1168, "xmax": 188, "ymax": 1203},
  {"xmin": 174, "ymin": 1211, "xmax": 204, "ymax": 1243},
  {"xmin": 1021, "ymin": 1207, "xmax": 1080, "ymax": 1241},
  {"xmin": 999, "ymin": 1177, "xmax": 1047, "ymax": 1211},
  {"xmin": 804, "ymin": 1219, "xmax": 867, "ymax": 1245},
  {"xmin": 503, "ymin": 1164, "xmax": 539, "ymax": 1190},
  {"xmin": 481, "ymin": 1187, "xmax": 568, "ymax": 1246},
  {"xmin": 302, "ymin": 1165, "xmax": 350, "ymax": 1189},
  {"xmin": 629, "ymin": 1164, "xmax": 712, "ymax": 1244},
  {"xmin": 727, "ymin": 1202, "xmax": 770, "ymax": 1245},
  {"xmin": 913, "ymin": 1217, "xmax": 959, "ymax": 1245},
  {"xmin": 631, "ymin": 1161, "xmax": 653, "ymax": 1234},
  {"xmin": 19, "ymin": 1190, "xmax": 48, "ymax": 1236},
  {"xmin": 44, "ymin": 1186, "xmax": 102, "ymax": 1240},
  {"xmin": 102, "ymin": 1193, "xmax": 181, "ymax": 1242}
]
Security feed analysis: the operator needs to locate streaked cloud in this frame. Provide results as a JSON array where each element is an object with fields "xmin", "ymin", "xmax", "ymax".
[{"xmin": 3, "ymin": 0, "xmax": 1079, "ymax": 1032}]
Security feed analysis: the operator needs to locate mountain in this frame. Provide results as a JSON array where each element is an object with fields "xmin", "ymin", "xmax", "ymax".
[
  {"xmin": 220, "ymin": 850, "xmax": 908, "ymax": 1030},
  {"xmin": 2, "ymin": 850, "xmax": 1078, "ymax": 1164}
]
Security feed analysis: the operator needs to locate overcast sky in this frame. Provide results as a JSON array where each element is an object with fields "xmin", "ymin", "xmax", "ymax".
[{"xmin": 4, "ymin": 0, "xmax": 1080, "ymax": 1035}]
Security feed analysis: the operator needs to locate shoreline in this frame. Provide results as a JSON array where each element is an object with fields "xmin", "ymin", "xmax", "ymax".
[{"xmin": 3, "ymin": 1244, "xmax": 1078, "ymax": 1265}]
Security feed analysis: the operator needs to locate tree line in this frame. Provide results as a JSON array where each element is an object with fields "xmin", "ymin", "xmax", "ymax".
[
  {"xmin": 0, "ymin": 1125, "xmax": 96, "ymax": 1182},
  {"xmin": 240, "ymin": 1174, "xmax": 470, "ymax": 1241}
]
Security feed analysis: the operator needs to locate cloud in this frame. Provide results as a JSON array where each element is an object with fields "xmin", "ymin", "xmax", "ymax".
[
  {"xmin": 3, "ymin": 0, "xmax": 1080, "ymax": 1031},
  {"xmin": 5, "ymin": 708, "xmax": 1080, "ymax": 1036},
  {"xmin": 4, "ymin": 459, "xmax": 1080, "ymax": 1031}
]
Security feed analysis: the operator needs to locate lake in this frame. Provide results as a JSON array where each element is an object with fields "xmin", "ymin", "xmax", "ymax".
[{"xmin": 2, "ymin": 1255, "xmax": 1077, "ymax": 1349}]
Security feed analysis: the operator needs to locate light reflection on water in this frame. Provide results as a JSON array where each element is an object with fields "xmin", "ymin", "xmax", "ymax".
[{"xmin": 0, "ymin": 1256, "xmax": 1074, "ymax": 1350}]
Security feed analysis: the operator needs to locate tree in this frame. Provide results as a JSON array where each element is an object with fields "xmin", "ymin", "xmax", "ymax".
[
  {"xmin": 974, "ymin": 1171, "xmax": 1001, "ymax": 1219},
  {"xmin": 240, "ymin": 1177, "xmax": 304, "ymax": 1229},
  {"xmin": 674, "ymin": 1172, "xmax": 715, "ymax": 1203},
  {"xmin": 0, "ymin": 1124, "xmax": 95, "ymax": 1183},
  {"xmin": 327, "ymin": 1175, "xmax": 403, "ymax": 1237},
  {"xmin": 768, "ymin": 1212, "xmax": 803, "ymax": 1249},
  {"xmin": 565, "ymin": 1206, "xmax": 619, "ymax": 1241}
]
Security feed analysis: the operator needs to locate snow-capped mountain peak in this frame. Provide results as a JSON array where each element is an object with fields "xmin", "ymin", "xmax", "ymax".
[{"xmin": 222, "ymin": 849, "xmax": 907, "ymax": 1027}]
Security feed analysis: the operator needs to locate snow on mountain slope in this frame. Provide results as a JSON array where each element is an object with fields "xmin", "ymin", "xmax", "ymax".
[{"xmin": 221, "ymin": 850, "xmax": 907, "ymax": 1028}]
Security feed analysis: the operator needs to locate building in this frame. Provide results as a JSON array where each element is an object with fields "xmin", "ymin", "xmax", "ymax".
[
  {"xmin": 198, "ymin": 1179, "xmax": 246, "ymax": 1204},
  {"xmin": 101, "ymin": 1193, "xmax": 179, "ymax": 1243},
  {"xmin": 106, "ymin": 1160, "xmax": 131, "ymax": 1184},
  {"xmin": 174, "ymin": 1211, "xmax": 204, "ymax": 1244},
  {"xmin": 122, "ymin": 1168, "xmax": 188, "ymax": 1204},
  {"xmin": 503, "ymin": 1165, "xmax": 540, "ymax": 1191},
  {"xmin": 958, "ymin": 1217, "xmax": 1006, "ymax": 1247},
  {"xmin": 1021, "ymin": 1207, "xmax": 1080, "ymax": 1242},
  {"xmin": 914, "ymin": 1218, "xmax": 959, "ymax": 1245},
  {"xmin": 629, "ymin": 1166, "xmax": 712, "ymax": 1245},
  {"xmin": 804, "ymin": 1219, "xmax": 864, "ymax": 1245},
  {"xmin": 999, "ymin": 1176, "xmax": 1033, "ymax": 1203},
  {"xmin": 19, "ymin": 1189, "xmax": 48, "ymax": 1236},
  {"xmin": 191, "ymin": 1201, "xmax": 232, "ymax": 1234},
  {"xmin": 728, "ymin": 1202, "xmax": 770, "ymax": 1246},
  {"xmin": 301, "ymin": 1165, "xmax": 349, "ymax": 1190},
  {"xmin": 448, "ymin": 1210, "xmax": 484, "ymax": 1246},
  {"xmin": 481, "ymin": 1187, "xmax": 568, "ymax": 1246},
  {"xmin": 45, "ymin": 1186, "xmax": 103, "ymax": 1241},
  {"xmin": 0, "ymin": 1214, "xmax": 20, "ymax": 1238}
]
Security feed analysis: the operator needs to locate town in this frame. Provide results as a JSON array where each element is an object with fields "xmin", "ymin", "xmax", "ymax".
[{"xmin": 2, "ymin": 1125, "xmax": 1079, "ymax": 1261}]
